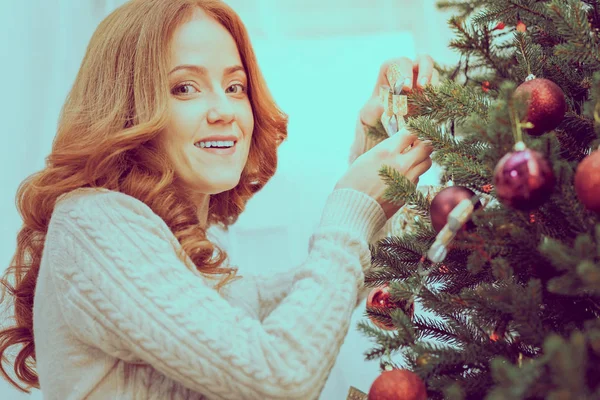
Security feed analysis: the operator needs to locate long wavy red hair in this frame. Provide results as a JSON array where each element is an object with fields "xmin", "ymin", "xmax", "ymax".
[{"xmin": 0, "ymin": 0, "xmax": 287, "ymax": 392}]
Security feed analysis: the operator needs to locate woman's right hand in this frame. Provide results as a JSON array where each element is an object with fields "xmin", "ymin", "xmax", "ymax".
[{"xmin": 335, "ymin": 128, "xmax": 433, "ymax": 219}]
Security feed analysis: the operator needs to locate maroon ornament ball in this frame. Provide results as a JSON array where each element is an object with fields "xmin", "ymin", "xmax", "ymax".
[
  {"xmin": 429, "ymin": 186, "xmax": 480, "ymax": 233},
  {"xmin": 493, "ymin": 149, "xmax": 555, "ymax": 210},
  {"xmin": 368, "ymin": 369, "xmax": 427, "ymax": 400},
  {"xmin": 366, "ymin": 284, "xmax": 414, "ymax": 331},
  {"xmin": 513, "ymin": 78, "xmax": 566, "ymax": 136},
  {"xmin": 574, "ymin": 149, "xmax": 600, "ymax": 213}
]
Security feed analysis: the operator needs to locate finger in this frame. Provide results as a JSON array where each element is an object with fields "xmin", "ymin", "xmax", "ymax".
[
  {"xmin": 414, "ymin": 54, "xmax": 435, "ymax": 89},
  {"xmin": 401, "ymin": 139, "xmax": 422, "ymax": 154},
  {"xmin": 377, "ymin": 127, "xmax": 418, "ymax": 152},
  {"xmin": 431, "ymin": 69, "xmax": 441, "ymax": 87},
  {"xmin": 371, "ymin": 57, "xmax": 414, "ymax": 97},
  {"xmin": 406, "ymin": 157, "xmax": 433, "ymax": 183},
  {"xmin": 359, "ymin": 97, "xmax": 384, "ymax": 126},
  {"xmin": 402, "ymin": 140, "xmax": 434, "ymax": 166}
]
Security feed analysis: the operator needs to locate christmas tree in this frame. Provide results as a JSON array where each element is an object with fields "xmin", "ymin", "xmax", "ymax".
[{"xmin": 354, "ymin": 1, "xmax": 600, "ymax": 399}]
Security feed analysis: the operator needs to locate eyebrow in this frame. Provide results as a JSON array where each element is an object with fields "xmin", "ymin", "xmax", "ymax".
[{"xmin": 168, "ymin": 64, "xmax": 246, "ymax": 76}]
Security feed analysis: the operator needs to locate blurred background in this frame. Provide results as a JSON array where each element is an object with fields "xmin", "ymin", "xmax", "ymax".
[{"xmin": 0, "ymin": 0, "xmax": 458, "ymax": 398}]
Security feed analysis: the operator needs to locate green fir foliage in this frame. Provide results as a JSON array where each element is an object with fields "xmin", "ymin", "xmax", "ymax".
[{"xmin": 360, "ymin": 1, "xmax": 600, "ymax": 399}]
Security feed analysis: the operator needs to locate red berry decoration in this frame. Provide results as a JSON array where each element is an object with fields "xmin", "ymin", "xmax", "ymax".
[
  {"xmin": 516, "ymin": 20, "xmax": 527, "ymax": 32},
  {"xmin": 366, "ymin": 284, "xmax": 414, "ymax": 331},
  {"xmin": 493, "ymin": 146, "xmax": 556, "ymax": 210},
  {"xmin": 482, "ymin": 81, "xmax": 491, "ymax": 92},
  {"xmin": 430, "ymin": 186, "xmax": 481, "ymax": 233},
  {"xmin": 513, "ymin": 77, "xmax": 566, "ymax": 136},
  {"xmin": 574, "ymin": 149, "xmax": 600, "ymax": 213},
  {"xmin": 494, "ymin": 22, "xmax": 506, "ymax": 30},
  {"xmin": 368, "ymin": 369, "xmax": 427, "ymax": 400}
]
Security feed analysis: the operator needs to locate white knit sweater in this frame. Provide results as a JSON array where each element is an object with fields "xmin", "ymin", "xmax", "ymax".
[{"xmin": 32, "ymin": 187, "xmax": 386, "ymax": 399}]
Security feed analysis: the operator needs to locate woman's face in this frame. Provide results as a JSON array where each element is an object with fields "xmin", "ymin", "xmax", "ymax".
[{"xmin": 162, "ymin": 9, "xmax": 254, "ymax": 195}]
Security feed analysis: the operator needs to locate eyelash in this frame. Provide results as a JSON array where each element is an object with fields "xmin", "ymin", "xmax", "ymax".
[{"xmin": 171, "ymin": 82, "xmax": 247, "ymax": 96}]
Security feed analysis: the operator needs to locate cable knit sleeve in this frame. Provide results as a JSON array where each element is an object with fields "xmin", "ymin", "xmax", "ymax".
[
  {"xmin": 255, "ymin": 257, "xmax": 372, "ymax": 323},
  {"xmin": 47, "ymin": 188, "xmax": 386, "ymax": 400},
  {"xmin": 255, "ymin": 191, "xmax": 392, "ymax": 322}
]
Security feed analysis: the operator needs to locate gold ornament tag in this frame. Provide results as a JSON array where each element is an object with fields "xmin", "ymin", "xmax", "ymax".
[
  {"xmin": 380, "ymin": 64, "xmax": 408, "ymax": 137},
  {"xmin": 346, "ymin": 386, "xmax": 368, "ymax": 400}
]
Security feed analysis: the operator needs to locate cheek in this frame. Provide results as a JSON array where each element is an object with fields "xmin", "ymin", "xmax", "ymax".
[
  {"xmin": 167, "ymin": 102, "xmax": 202, "ymax": 141},
  {"xmin": 240, "ymin": 103, "xmax": 254, "ymax": 140}
]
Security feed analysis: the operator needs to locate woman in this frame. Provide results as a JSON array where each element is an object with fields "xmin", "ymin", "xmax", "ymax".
[{"xmin": 0, "ymin": 0, "xmax": 435, "ymax": 398}]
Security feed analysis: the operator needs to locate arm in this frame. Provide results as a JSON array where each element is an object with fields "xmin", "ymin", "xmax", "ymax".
[
  {"xmin": 48, "ymin": 189, "xmax": 385, "ymax": 400},
  {"xmin": 254, "ymin": 252, "xmax": 373, "ymax": 322}
]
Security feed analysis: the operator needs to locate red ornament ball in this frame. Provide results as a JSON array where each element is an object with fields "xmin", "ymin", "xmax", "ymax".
[
  {"xmin": 430, "ymin": 186, "xmax": 480, "ymax": 233},
  {"xmin": 513, "ymin": 78, "xmax": 566, "ymax": 136},
  {"xmin": 516, "ymin": 20, "xmax": 527, "ymax": 32},
  {"xmin": 574, "ymin": 149, "xmax": 600, "ymax": 212},
  {"xmin": 366, "ymin": 284, "xmax": 414, "ymax": 331},
  {"xmin": 368, "ymin": 369, "xmax": 427, "ymax": 400},
  {"xmin": 493, "ymin": 148, "xmax": 555, "ymax": 210}
]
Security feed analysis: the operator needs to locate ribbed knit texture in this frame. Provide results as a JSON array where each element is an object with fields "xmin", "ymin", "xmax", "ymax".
[{"xmin": 32, "ymin": 187, "xmax": 386, "ymax": 399}]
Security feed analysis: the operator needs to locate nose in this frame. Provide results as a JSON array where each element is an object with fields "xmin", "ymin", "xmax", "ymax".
[{"xmin": 206, "ymin": 93, "xmax": 235, "ymax": 125}]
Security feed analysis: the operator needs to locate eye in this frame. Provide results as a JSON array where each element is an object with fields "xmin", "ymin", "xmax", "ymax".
[
  {"xmin": 226, "ymin": 83, "xmax": 247, "ymax": 95},
  {"xmin": 171, "ymin": 83, "xmax": 199, "ymax": 96}
]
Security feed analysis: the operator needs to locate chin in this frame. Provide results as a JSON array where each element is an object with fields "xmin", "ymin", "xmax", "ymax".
[{"xmin": 203, "ymin": 177, "xmax": 242, "ymax": 195}]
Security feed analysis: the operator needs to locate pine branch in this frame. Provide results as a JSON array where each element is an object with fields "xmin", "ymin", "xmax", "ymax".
[
  {"xmin": 357, "ymin": 320, "xmax": 405, "ymax": 360},
  {"xmin": 409, "ymin": 80, "xmax": 491, "ymax": 122},
  {"xmin": 547, "ymin": 0, "xmax": 600, "ymax": 67},
  {"xmin": 357, "ymin": 1, "xmax": 600, "ymax": 397},
  {"xmin": 448, "ymin": 17, "xmax": 513, "ymax": 78},
  {"xmin": 437, "ymin": 0, "xmax": 485, "ymax": 16},
  {"xmin": 555, "ymin": 112, "xmax": 597, "ymax": 161},
  {"xmin": 507, "ymin": 0, "xmax": 552, "ymax": 19},
  {"xmin": 364, "ymin": 267, "xmax": 407, "ymax": 287},
  {"xmin": 408, "ymin": 116, "xmax": 490, "ymax": 161},
  {"xmin": 376, "ymin": 236, "xmax": 429, "ymax": 263},
  {"xmin": 413, "ymin": 315, "xmax": 466, "ymax": 347},
  {"xmin": 471, "ymin": 1, "xmax": 550, "ymax": 26},
  {"xmin": 513, "ymin": 32, "xmax": 544, "ymax": 81},
  {"xmin": 438, "ymin": 153, "xmax": 493, "ymax": 186},
  {"xmin": 378, "ymin": 166, "xmax": 432, "ymax": 213}
]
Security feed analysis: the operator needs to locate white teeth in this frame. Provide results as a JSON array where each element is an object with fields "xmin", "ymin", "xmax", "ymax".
[{"xmin": 194, "ymin": 140, "xmax": 235, "ymax": 148}]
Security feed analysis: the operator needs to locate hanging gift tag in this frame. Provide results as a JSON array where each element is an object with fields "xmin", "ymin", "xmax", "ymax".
[
  {"xmin": 386, "ymin": 64, "xmax": 402, "ymax": 95},
  {"xmin": 393, "ymin": 93, "xmax": 408, "ymax": 135},
  {"xmin": 346, "ymin": 386, "xmax": 368, "ymax": 400},
  {"xmin": 392, "ymin": 94, "xmax": 408, "ymax": 116}
]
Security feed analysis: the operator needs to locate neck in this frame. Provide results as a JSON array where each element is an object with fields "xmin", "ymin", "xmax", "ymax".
[{"xmin": 197, "ymin": 194, "xmax": 210, "ymax": 228}]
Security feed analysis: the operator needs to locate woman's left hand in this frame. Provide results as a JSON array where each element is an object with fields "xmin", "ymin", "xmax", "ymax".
[{"xmin": 349, "ymin": 55, "xmax": 440, "ymax": 164}]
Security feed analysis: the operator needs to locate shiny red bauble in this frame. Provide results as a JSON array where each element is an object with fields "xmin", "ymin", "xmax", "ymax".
[
  {"xmin": 368, "ymin": 369, "xmax": 427, "ymax": 400},
  {"xmin": 493, "ymin": 148, "xmax": 555, "ymax": 210},
  {"xmin": 366, "ymin": 285, "xmax": 414, "ymax": 331}
]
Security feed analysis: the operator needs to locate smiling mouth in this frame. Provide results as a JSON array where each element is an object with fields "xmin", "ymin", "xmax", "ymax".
[{"xmin": 193, "ymin": 140, "xmax": 238, "ymax": 155}]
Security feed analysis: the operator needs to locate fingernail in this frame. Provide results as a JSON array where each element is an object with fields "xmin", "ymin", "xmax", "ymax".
[
  {"xmin": 423, "ymin": 140, "xmax": 433, "ymax": 145},
  {"xmin": 419, "ymin": 77, "xmax": 428, "ymax": 87}
]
